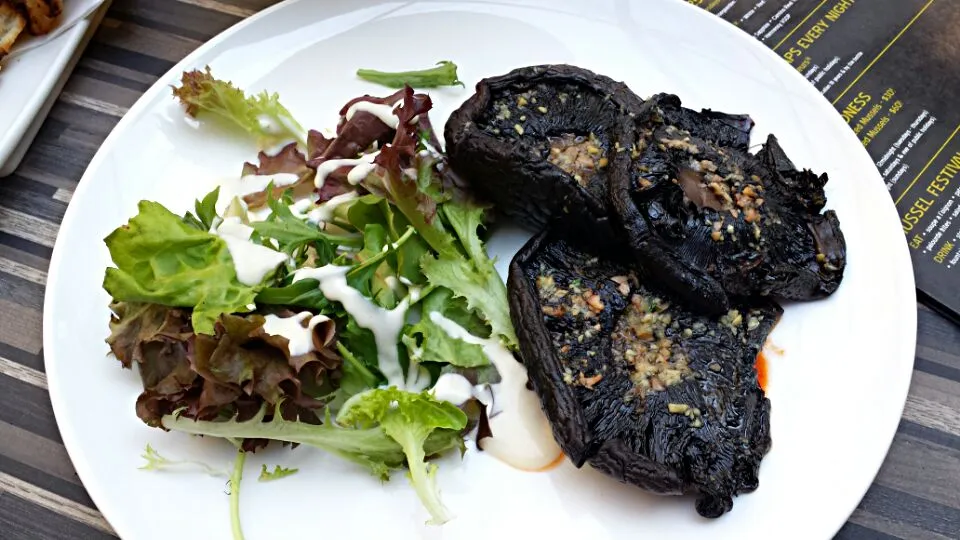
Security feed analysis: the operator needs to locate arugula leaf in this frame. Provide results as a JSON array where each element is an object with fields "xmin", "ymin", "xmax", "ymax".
[
  {"xmin": 356, "ymin": 61, "xmax": 464, "ymax": 89},
  {"xmin": 161, "ymin": 406, "xmax": 462, "ymax": 483},
  {"xmin": 172, "ymin": 66, "xmax": 306, "ymax": 148},
  {"xmin": 335, "ymin": 342, "xmax": 380, "ymax": 400},
  {"xmin": 338, "ymin": 388, "xmax": 467, "ymax": 524},
  {"xmin": 346, "ymin": 195, "xmax": 429, "ymax": 287},
  {"xmin": 345, "ymin": 194, "xmax": 389, "ymax": 234},
  {"xmin": 258, "ymin": 464, "xmax": 298, "ymax": 482},
  {"xmin": 252, "ymin": 193, "xmax": 362, "ymax": 254},
  {"xmin": 382, "ymin": 173, "xmax": 456, "ymax": 258},
  {"xmin": 102, "ymin": 201, "xmax": 257, "ymax": 334},
  {"xmin": 350, "ymin": 223, "xmax": 390, "ymax": 299},
  {"xmin": 338, "ymin": 317, "xmax": 383, "ymax": 386},
  {"xmin": 256, "ymin": 279, "xmax": 330, "ymax": 311},
  {"xmin": 195, "ymin": 187, "xmax": 222, "ymax": 231},
  {"xmin": 363, "ymin": 161, "xmax": 457, "ymax": 259},
  {"xmin": 385, "ymin": 210, "xmax": 431, "ymax": 286}
]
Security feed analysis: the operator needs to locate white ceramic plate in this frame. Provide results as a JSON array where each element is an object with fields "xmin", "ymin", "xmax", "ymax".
[
  {"xmin": 0, "ymin": 0, "xmax": 109, "ymax": 177},
  {"xmin": 43, "ymin": 0, "xmax": 917, "ymax": 539}
]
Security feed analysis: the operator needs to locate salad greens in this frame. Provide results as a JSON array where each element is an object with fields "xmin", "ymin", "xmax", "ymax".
[
  {"xmin": 338, "ymin": 388, "xmax": 468, "ymax": 524},
  {"xmin": 173, "ymin": 67, "xmax": 307, "ymax": 148},
  {"xmin": 103, "ymin": 201, "xmax": 258, "ymax": 335},
  {"xmin": 258, "ymin": 464, "xmax": 298, "ymax": 482},
  {"xmin": 356, "ymin": 60, "xmax": 464, "ymax": 89},
  {"xmin": 139, "ymin": 444, "xmax": 227, "ymax": 477},
  {"xmin": 161, "ymin": 404, "xmax": 463, "ymax": 484},
  {"xmin": 105, "ymin": 65, "xmax": 518, "ymax": 535}
]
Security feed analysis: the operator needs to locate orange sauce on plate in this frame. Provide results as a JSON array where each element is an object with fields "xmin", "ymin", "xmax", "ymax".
[
  {"xmin": 534, "ymin": 452, "xmax": 566, "ymax": 472},
  {"xmin": 755, "ymin": 352, "xmax": 768, "ymax": 393}
]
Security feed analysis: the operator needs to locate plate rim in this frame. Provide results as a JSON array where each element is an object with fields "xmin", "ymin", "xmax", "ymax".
[{"xmin": 42, "ymin": 0, "xmax": 918, "ymax": 538}]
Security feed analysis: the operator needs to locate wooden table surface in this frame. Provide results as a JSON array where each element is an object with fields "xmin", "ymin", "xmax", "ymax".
[{"xmin": 0, "ymin": 1, "xmax": 957, "ymax": 538}]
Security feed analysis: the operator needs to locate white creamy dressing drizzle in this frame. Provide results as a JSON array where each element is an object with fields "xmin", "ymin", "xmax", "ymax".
[
  {"xmin": 257, "ymin": 114, "xmax": 307, "ymax": 143},
  {"xmin": 347, "ymin": 161, "xmax": 379, "ymax": 185},
  {"xmin": 257, "ymin": 115, "xmax": 282, "ymax": 134},
  {"xmin": 345, "ymin": 101, "xmax": 400, "ymax": 129},
  {"xmin": 314, "ymin": 151, "xmax": 381, "ymax": 189},
  {"xmin": 289, "ymin": 197, "xmax": 317, "ymax": 218},
  {"xmin": 383, "ymin": 276, "xmax": 402, "ymax": 294},
  {"xmin": 214, "ymin": 217, "xmax": 288, "ymax": 286},
  {"xmin": 420, "ymin": 140, "xmax": 442, "ymax": 158},
  {"xmin": 214, "ymin": 173, "xmax": 299, "ymax": 218},
  {"xmin": 242, "ymin": 172, "xmax": 301, "ymax": 193},
  {"xmin": 262, "ymin": 312, "xmax": 330, "ymax": 356},
  {"xmin": 431, "ymin": 373, "xmax": 476, "ymax": 406},
  {"xmin": 307, "ymin": 191, "xmax": 359, "ymax": 224},
  {"xmin": 428, "ymin": 312, "xmax": 562, "ymax": 471},
  {"xmin": 293, "ymin": 264, "xmax": 427, "ymax": 390}
]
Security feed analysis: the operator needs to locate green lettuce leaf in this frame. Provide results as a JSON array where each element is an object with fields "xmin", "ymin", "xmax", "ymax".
[
  {"xmin": 403, "ymin": 316, "xmax": 488, "ymax": 368},
  {"xmin": 338, "ymin": 388, "xmax": 467, "ymax": 525},
  {"xmin": 420, "ymin": 287, "xmax": 491, "ymax": 338},
  {"xmin": 102, "ymin": 201, "xmax": 258, "ymax": 334},
  {"xmin": 356, "ymin": 61, "xmax": 464, "ymax": 89},
  {"xmin": 172, "ymin": 66, "xmax": 306, "ymax": 148},
  {"xmin": 441, "ymin": 204, "xmax": 487, "ymax": 263},
  {"xmin": 420, "ymin": 253, "xmax": 516, "ymax": 349}
]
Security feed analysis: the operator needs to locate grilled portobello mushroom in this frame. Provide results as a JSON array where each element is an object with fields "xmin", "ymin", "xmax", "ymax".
[
  {"xmin": 609, "ymin": 103, "xmax": 846, "ymax": 311},
  {"xmin": 444, "ymin": 64, "xmax": 642, "ymax": 247},
  {"xmin": 508, "ymin": 229, "xmax": 781, "ymax": 518},
  {"xmin": 640, "ymin": 93, "xmax": 755, "ymax": 151}
]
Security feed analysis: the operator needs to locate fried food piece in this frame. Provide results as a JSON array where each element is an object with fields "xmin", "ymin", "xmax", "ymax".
[
  {"xmin": 14, "ymin": 0, "xmax": 63, "ymax": 36},
  {"xmin": 0, "ymin": 1, "xmax": 26, "ymax": 60}
]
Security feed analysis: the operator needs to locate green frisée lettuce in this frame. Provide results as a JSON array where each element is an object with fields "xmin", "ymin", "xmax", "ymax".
[
  {"xmin": 424, "ymin": 204, "xmax": 517, "ymax": 348},
  {"xmin": 161, "ymin": 404, "xmax": 464, "ymax": 484},
  {"xmin": 356, "ymin": 61, "xmax": 464, "ymax": 89},
  {"xmin": 102, "ymin": 201, "xmax": 258, "ymax": 334},
  {"xmin": 139, "ymin": 444, "xmax": 227, "ymax": 476},
  {"xmin": 338, "ymin": 388, "xmax": 468, "ymax": 525},
  {"xmin": 173, "ymin": 66, "xmax": 307, "ymax": 148},
  {"xmin": 404, "ymin": 314, "xmax": 489, "ymax": 368},
  {"xmin": 259, "ymin": 464, "xmax": 298, "ymax": 482}
]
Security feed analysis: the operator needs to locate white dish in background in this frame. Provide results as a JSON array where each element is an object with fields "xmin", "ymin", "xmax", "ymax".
[
  {"xmin": 0, "ymin": 0, "xmax": 110, "ymax": 177},
  {"xmin": 43, "ymin": 0, "xmax": 917, "ymax": 539}
]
